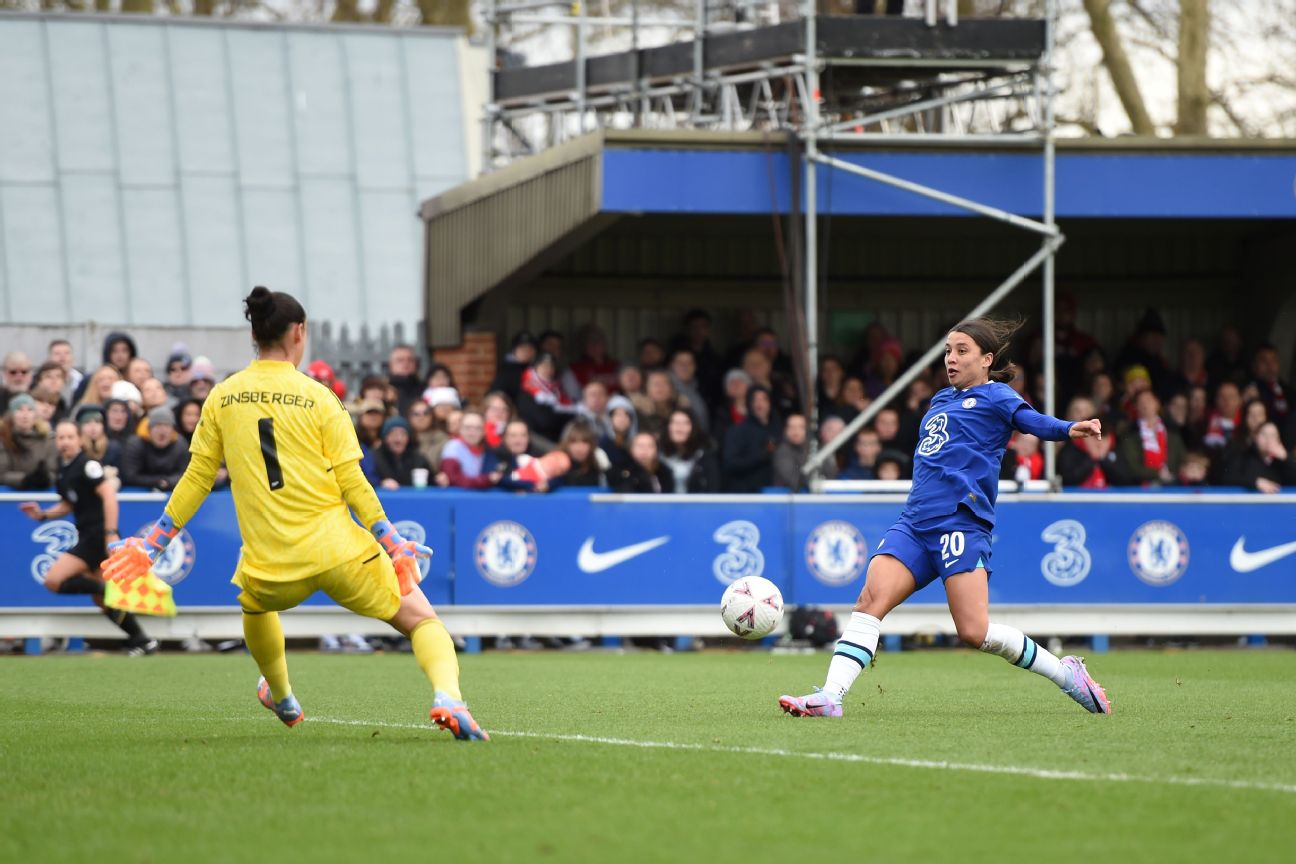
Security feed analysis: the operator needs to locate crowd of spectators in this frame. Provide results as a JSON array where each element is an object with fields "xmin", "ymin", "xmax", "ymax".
[
  {"xmin": 0, "ymin": 334, "xmax": 222, "ymax": 494},
  {"xmin": 2, "ymin": 302, "xmax": 1293, "ymax": 497}
]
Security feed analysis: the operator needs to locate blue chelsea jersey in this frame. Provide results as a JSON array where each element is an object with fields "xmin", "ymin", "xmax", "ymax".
[{"xmin": 901, "ymin": 381, "xmax": 1063, "ymax": 529}]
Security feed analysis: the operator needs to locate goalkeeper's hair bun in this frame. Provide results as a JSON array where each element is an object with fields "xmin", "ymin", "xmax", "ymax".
[{"xmin": 244, "ymin": 286, "xmax": 306, "ymax": 349}]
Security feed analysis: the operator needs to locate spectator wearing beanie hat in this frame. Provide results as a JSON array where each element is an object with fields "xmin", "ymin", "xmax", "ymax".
[
  {"xmin": 189, "ymin": 357, "xmax": 217, "ymax": 403},
  {"xmin": 306, "ymin": 359, "xmax": 348, "ymax": 400},
  {"xmin": 120, "ymin": 405, "xmax": 190, "ymax": 491},
  {"xmin": 110, "ymin": 379, "xmax": 143, "ymax": 413},
  {"xmin": 164, "ymin": 346, "xmax": 193, "ymax": 402},
  {"xmin": 1119, "ymin": 364, "xmax": 1152, "ymax": 421},
  {"xmin": 423, "ymin": 385, "xmax": 461, "ymax": 411},
  {"xmin": 0, "ymin": 393, "xmax": 57, "ymax": 490},
  {"xmin": 373, "ymin": 415, "xmax": 432, "ymax": 490}
]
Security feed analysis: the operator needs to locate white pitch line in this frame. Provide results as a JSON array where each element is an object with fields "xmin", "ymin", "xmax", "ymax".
[{"xmin": 310, "ymin": 715, "xmax": 1296, "ymax": 797}]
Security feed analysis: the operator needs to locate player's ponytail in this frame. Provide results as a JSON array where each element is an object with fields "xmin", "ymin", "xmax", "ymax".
[
  {"xmin": 244, "ymin": 286, "xmax": 306, "ymax": 349},
  {"xmin": 950, "ymin": 316, "xmax": 1024, "ymax": 384}
]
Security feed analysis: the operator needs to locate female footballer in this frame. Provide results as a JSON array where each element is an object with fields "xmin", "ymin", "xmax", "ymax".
[
  {"xmin": 20, "ymin": 418, "xmax": 157, "ymax": 655},
  {"xmin": 106, "ymin": 287, "xmax": 487, "ymax": 740},
  {"xmin": 780, "ymin": 317, "xmax": 1112, "ymax": 718}
]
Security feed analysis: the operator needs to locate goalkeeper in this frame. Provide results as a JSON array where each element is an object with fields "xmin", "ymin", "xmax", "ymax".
[{"xmin": 106, "ymin": 286, "xmax": 486, "ymax": 741}]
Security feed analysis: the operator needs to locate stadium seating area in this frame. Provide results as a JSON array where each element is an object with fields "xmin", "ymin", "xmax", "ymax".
[{"xmin": 2, "ymin": 304, "xmax": 1293, "ymax": 496}]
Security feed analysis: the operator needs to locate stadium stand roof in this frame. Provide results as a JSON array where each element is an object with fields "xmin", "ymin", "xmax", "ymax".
[{"xmin": 419, "ymin": 130, "xmax": 1296, "ymax": 347}]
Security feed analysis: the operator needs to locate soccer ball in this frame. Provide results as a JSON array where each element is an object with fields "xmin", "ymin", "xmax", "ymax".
[{"xmin": 720, "ymin": 576, "xmax": 784, "ymax": 640}]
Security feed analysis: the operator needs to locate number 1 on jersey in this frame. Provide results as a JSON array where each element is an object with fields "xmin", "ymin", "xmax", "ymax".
[{"xmin": 259, "ymin": 418, "xmax": 284, "ymax": 491}]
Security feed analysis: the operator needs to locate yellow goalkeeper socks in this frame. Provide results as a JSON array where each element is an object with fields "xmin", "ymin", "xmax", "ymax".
[
  {"xmin": 411, "ymin": 618, "xmax": 461, "ymax": 701},
  {"xmin": 243, "ymin": 611, "xmax": 292, "ymax": 701}
]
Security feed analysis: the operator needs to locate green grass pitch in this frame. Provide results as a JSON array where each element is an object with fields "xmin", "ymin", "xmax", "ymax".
[{"xmin": 2, "ymin": 649, "xmax": 1293, "ymax": 863}]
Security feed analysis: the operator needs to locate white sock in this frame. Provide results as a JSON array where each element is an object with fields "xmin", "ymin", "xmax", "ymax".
[
  {"xmin": 981, "ymin": 622, "xmax": 1069, "ymax": 687},
  {"xmin": 822, "ymin": 612, "xmax": 881, "ymax": 702}
]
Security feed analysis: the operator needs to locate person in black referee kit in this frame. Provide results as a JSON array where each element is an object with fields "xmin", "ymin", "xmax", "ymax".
[{"xmin": 20, "ymin": 418, "xmax": 157, "ymax": 655}]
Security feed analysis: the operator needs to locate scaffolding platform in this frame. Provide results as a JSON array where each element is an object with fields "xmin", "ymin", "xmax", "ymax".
[
  {"xmin": 495, "ymin": 16, "xmax": 1045, "ymax": 108},
  {"xmin": 480, "ymin": 1, "xmax": 1067, "ymax": 478}
]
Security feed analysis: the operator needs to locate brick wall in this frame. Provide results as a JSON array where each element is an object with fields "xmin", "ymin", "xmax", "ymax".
[{"xmin": 433, "ymin": 331, "xmax": 497, "ymax": 407}]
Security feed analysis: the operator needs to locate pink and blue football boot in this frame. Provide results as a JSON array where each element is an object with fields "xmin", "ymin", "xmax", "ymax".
[{"xmin": 778, "ymin": 687, "xmax": 844, "ymax": 718}]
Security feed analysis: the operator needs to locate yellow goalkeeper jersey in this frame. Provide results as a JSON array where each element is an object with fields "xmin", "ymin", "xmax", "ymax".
[{"xmin": 188, "ymin": 359, "xmax": 375, "ymax": 582}]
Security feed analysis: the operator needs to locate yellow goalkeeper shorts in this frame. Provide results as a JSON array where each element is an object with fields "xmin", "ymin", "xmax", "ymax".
[{"xmin": 233, "ymin": 545, "xmax": 401, "ymax": 621}]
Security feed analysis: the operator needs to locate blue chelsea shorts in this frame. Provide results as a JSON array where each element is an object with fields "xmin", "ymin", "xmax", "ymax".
[{"xmin": 872, "ymin": 507, "xmax": 994, "ymax": 591}]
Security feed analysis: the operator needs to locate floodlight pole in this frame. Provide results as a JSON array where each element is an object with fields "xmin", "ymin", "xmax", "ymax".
[
  {"xmin": 1042, "ymin": 0, "xmax": 1059, "ymax": 483},
  {"xmin": 576, "ymin": 0, "xmax": 587, "ymax": 133},
  {"xmin": 803, "ymin": 0, "xmax": 820, "ymax": 432},
  {"xmin": 805, "ymin": 236, "xmax": 1065, "ymax": 473},
  {"xmin": 484, "ymin": 0, "xmax": 497, "ymax": 170}
]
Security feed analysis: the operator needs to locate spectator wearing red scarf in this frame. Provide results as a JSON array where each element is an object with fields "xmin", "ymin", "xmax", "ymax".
[
  {"xmin": 1058, "ymin": 398, "xmax": 1129, "ymax": 488},
  {"xmin": 1202, "ymin": 381, "xmax": 1242, "ymax": 451},
  {"xmin": 517, "ymin": 353, "xmax": 577, "ymax": 444},
  {"xmin": 711, "ymin": 368, "xmax": 751, "ymax": 450},
  {"xmin": 1119, "ymin": 391, "xmax": 1184, "ymax": 487},
  {"xmin": 481, "ymin": 391, "xmax": 514, "ymax": 451},
  {"xmin": 1002, "ymin": 432, "xmax": 1044, "ymax": 484}
]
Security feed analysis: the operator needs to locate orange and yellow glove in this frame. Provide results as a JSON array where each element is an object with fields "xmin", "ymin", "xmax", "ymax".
[
  {"xmin": 371, "ymin": 519, "xmax": 432, "ymax": 596},
  {"xmin": 103, "ymin": 514, "xmax": 179, "ymax": 588}
]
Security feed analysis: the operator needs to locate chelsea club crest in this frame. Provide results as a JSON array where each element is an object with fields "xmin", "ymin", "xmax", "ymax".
[
  {"xmin": 395, "ymin": 520, "xmax": 433, "ymax": 581},
  {"xmin": 961, "ymin": 396, "xmax": 977, "ymax": 409},
  {"xmin": 475, "ymin": 520, "xmax": 538, "ymax": 587},
  {"xmin": 137, "ymin": 522, "xmax": 197, "ymax": 586},
  {"xmin": 1128, "ymin": 520, "xmax": 1190, "ymax": 586},
  {"xmin": 805, "ymin": 521, "xmax": 868, "ymax": 587}
]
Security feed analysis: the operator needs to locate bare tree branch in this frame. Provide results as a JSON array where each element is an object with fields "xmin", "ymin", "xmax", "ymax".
[
  {"xmin": 1176, "ymin": 0, "xmax": 1209, "ymax": 135},
  {"xmin": 1126, "ymin": 0, "xmax": 1173, "ymax": 43},
  {"xmin": 1082, "ymin": 0, "xmax": 1157, "ymax": 134},
  {"xmin": 1126, "ymin": 35, "xmax": 1176, "ymax": 65},
  {"xmin": 1208, "ymin": 88, "xmax": 1254, "ymax": 137}
]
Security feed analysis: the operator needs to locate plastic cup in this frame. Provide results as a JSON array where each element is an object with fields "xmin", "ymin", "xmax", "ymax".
[{"xmin": 411, "ymin": 468, "xmax": 429, "ymax": 488}]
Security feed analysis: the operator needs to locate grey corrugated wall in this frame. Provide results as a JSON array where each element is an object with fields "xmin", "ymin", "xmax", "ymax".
[{"xmin": 0, "ymin": 14, "xmax": 473, "ymax": 331}]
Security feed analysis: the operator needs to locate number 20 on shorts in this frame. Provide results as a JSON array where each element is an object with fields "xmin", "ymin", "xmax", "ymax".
[{"xmin": 939, "ymin": 531, "xmax": 965, "ymax": 561}]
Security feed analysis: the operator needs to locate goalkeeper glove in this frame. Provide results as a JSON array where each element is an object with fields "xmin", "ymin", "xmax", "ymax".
[
  {"xmin": 104, "ymin": 514, "xmax": 179, "ymax": 586},
  {"xmin": 371, "ymin": 519, "xmax": 433, "ymax": 596}
]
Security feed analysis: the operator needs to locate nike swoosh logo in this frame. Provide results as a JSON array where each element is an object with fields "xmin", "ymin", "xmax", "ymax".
[
  {"xmin": 577, "ymin": 536, "xmax": 670, "ymax": 573},
  {"xmin": 944, "ymin": 560, "xmax": 958, "ymax": 569},
  {"xmin": 1229, "ymin": 537, "xmax": 1296, "ymax": 573}
]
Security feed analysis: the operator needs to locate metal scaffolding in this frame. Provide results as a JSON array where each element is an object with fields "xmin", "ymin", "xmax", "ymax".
[
  {"xmin": 482, "ymin": 0, "xmax": 1063, "ymax": 482},
  {"xmin": 805, "ymin": 2, "xmax": 1063, "ymax": 485}
]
